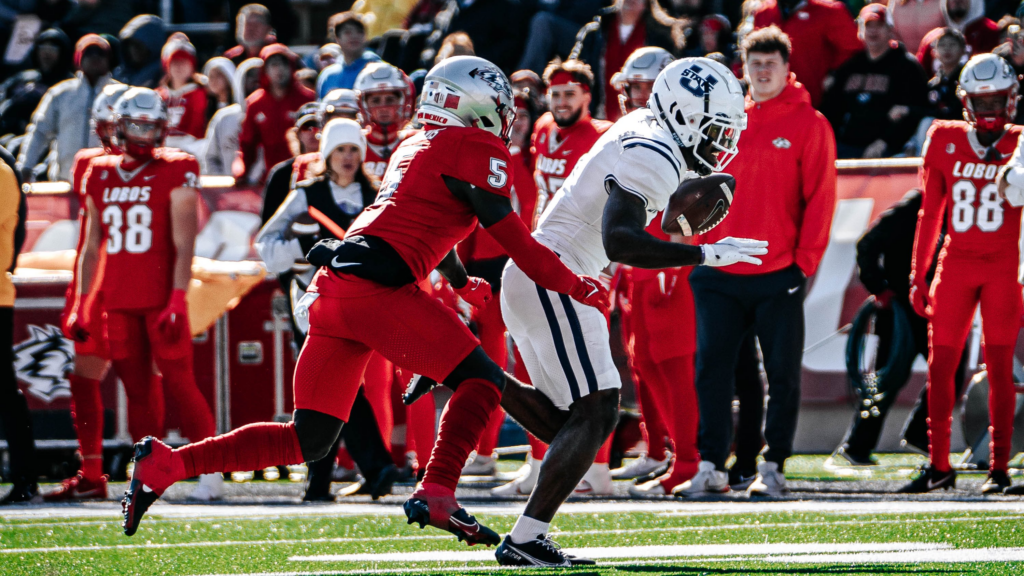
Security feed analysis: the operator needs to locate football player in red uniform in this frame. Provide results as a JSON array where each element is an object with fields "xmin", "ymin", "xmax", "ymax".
[
  {"xmin": 74, "ymin": 87, "xmax": 219, "ymax": 507},
  {"xmin": 121, "ymin": 57, "xmax": 608, "ymax": 544},
  {"xmin": 903, "ymin": 54, "xmax": 1023, "ymax": 493},
  {"xmin": 48, "ymin": 83, "xmax": 166, "ymax": 502},
  {"xmin": 494, "ymin": 59, "xmax": 614, "ymax": 495},
  {"xmin": 355, "ymin": 62, "xmax": 418, "ymax": 181}
]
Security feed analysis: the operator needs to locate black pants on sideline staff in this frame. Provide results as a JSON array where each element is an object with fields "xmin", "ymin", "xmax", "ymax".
[
  {"xmin": 0, "ymin": 307, "xmax": 37, "ymax": 487},
  {"xmin": 690, "ymin": 265, "xmax": 806, "ymax": 470},
  {"xmin": 733, "ymin": 331, "xmax": 765, "ymax": 476}
]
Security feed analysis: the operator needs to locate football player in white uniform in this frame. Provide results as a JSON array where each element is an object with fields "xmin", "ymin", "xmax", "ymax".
[{"xmin": 494, "ymin": 57, "xmax": 768, "ymax": 567}]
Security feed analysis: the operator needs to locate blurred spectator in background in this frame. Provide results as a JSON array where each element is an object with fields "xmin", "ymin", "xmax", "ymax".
[
  {"xmin": 434, "ymin": 31, "xmax": 475, "ymax": 64},
  {"xmin": 59, "ymin": 0, "xmax": 132, "ymax": 38},
  {"xmin": 994, "ymin": 19, "xmax": 1024, "ymax": 70},
  {"xmin": 317, "ymin": 12, "xmax": 380, "ymax": 97},
  {"xmin": 203, "ymin": 56, "xmax": 236, "ymax": 121},
  {"xmin": 0, "ymin": 144, "xmax": 38, "ymax": 505},
  {"xmin": 928, "ymin": 27, "xmax": 967, "ymax": 120},
  {"xmin": 0, "ymin": 27, "xmax": 73, "ymax": 139},
  {"xmin": 685, "ymin": 15, "xmax": 735, "ymax": 61},
  {"xmin": 597, "ymin": 0, "xmax": 681, "ymax": 121},
  {"xmin": 295, "ymin": 67, "xmax": 317, "ymax": 92},
  {"xmin": 113, "ymin": 14, "xmax": 166, "ymax": 89},
  {"xmin": 511, "ymin": 69, "xmax": 548, "ymax": 114},
  {"xmin": 889, "ymin": 0, "xmax": 946, "ymax": 53},
  {"xmin": 317, "ymin": 43, "xmax": 341, "ymax": 71},
  {"xmin": 225, "ymin": 4, "xmax": 274, "ymax": 66},
  {"xmin": 17, "ymin": 33, "xmax": 111, "ymax": 182},
  {"xmin": 821, "ymin": 4, "xmax": 930, "ymax": 158},
  {"xmin": 237, "ymin": 44, "xmax": 314, "ymax": 185},
  {"xmin": 752, "ymin": 0, "xmax": 863, "ymax": 107},
  {"xmin": 685, "ymin": 26, "xmax": 836, "ymax": 498},
  {"xmin": 917, "ymin": 0, "xmax": 999, "ymax": 72},
  {"xmin": 516, "ymin": 0, "xmax": 606, "ymax": 75},
  {"xmin": 157, "ymin": 34, "xmax": 207, "ymax": 154},
  {"xmin": 203, "ymin": 57, "xmax": 261, "ymax": 176}
]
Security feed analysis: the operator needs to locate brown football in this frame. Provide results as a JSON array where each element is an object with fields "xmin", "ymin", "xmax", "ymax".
[{"xmin": 661, "ymin": 173, "xmax": 735, "ymax": 236}]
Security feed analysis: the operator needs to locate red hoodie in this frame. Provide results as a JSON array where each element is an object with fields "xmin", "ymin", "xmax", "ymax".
[
  {"xmin": 695, "ymin": 78, "xmax": 837, "ymax": 276},
  {"xmin": 238, "ymin": 44, "xmax": 315, "ymax": 182}
]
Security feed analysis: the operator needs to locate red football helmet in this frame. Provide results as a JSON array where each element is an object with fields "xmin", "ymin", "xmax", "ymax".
[
  {"xmin": 957, "ymin": 53, "xmax": 1020, "ymax": 133},
  {"xmin": 113, "ymin": 87, "xmax": 168, "ymax": 159}
]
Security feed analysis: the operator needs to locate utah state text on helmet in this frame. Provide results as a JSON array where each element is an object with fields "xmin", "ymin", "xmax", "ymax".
[{"xmin": 649, "ymin": 57, "xmax": 747, "ymax": 174}]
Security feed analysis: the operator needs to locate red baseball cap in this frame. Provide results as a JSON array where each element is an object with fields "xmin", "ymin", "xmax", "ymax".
[{"xmin": 858, "ymin": 2, "xmax": 889, "ymax": 23}]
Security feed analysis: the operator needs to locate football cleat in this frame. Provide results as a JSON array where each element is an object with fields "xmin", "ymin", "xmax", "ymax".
[
  {"xmin": 573, "ymin": 463, "xmax": 613, "ymax": 495},
  {"xmin": 611, "ymin": 454, "xmax": 669, "ymax": 480},
  {"xmin": 494, "ymin": 535, "xmax": 596, "ymax": 567},
  {"xmin": 826, "ymin": 446, "xmax": 878, "ymax": 467},
  {"xmin": 982, "ymin": 470, "xmax": 1012, "ymax": 494},
  {"xmin": 403, "ymin": 374, "xmax": 440, "ymax": 405},
  {"xmin": 462, "ymin": 454, "xmax": 497, "ymax": 477},
  {"xmin": 628, "ymin": 478, "xmax": 667, "ymax": 497},
  {"xmin": 492, "ymin": 457, "xmax": 541, "ymax": 496},
  {"xmin": 672, "ymin": 461, "xmax": 729, "ymax": 498},
  {"xmin": 403, "ymin": 483, "xmax": 500, "ymax": 546},
  {"xmin": 43, "ymin": 473, "xmax": 108, "ymax": 502},
  {"xmin": 728, "ymin": 468, "xmax": 757, "ymax": 491},
  {"xmin": 897, "ymin": 465, "xmax": 956, "ymax": 494},
  {"xmin": 357, "ymin": 463, "xmax": 402, "ymax": 500},
  {"xmin": 0, "ymin": 483, "xmax": 40, "ymax": 505},
  {"xmin": 187, "ymin": 473, "xmax": 225, "ymax": 501},
  {"xmin": 121, "ymin": 437, "xmax": 182, "ymax": 536}
]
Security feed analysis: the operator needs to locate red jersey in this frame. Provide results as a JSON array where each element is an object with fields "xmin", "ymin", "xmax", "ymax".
[
  {"xmin": 914, "ymin": 121, "xmax": 1023, "ymax": 275},
  {"xmin": 363, "ymin": 128, "xmax": 418, "ymax": 181},
  {"xmin": 458, "ymin": 146, "xmax": 539, "ymax": 263},
  {"xmin": 84, "ymin": 150, "xmax": 200, "ymax": 311},
  {"xmin": 531, "ymin": 112, "xmax": 611, "ymax": 222},
  {"xmin": 67, "ymin": 148, "xmax": 106, "ymax": 304},
  {"xmin": 341, "ymin": 126, "xmax": 513, "ymax": 283},
  {"xmin": 157, "ymin": 83, "xmax": 209, "ymax": 139}
]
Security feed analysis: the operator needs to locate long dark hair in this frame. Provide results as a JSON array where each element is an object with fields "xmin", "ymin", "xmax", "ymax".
[{"xmin": 315, "ymin": 152, "xmax": 379, "ymax": 195}]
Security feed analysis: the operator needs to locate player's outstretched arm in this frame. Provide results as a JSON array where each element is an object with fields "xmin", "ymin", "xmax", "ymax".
[
  {"xmin": 603, "ymin": 180, "xmax": 766, "ymax": 268},
  {"xmin": 436, "ymin": 249, "xmax": 492, "ymax": 309},
  {"xmin": 444, "ymin": 175, "xmax": 609, "ymax": 313}
]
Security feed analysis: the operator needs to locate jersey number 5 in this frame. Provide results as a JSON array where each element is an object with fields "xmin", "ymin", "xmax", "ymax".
[
  {"xmin": 951, "ymin": 180, "xmax": 1003, "ymax": 233},
  {"xmin": 487, "ymin": 158, "xmax": 507, "ymax": 188},
  {"xmin": 102, "ymin": 204, "xmax": 153, "ymax": 254}
]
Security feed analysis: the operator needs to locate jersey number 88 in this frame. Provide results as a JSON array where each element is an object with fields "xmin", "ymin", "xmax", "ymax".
[{"xmin": 951, "ymin": 179, "xmax": 1003, "ymax": 233}]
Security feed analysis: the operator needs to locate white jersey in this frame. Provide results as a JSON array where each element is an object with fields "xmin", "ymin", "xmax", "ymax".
[{"xmin": 533, "ymin": 108, "xmax": 693, "ymax": 277}]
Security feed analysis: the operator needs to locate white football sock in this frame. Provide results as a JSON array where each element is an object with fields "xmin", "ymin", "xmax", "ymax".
[{"xmin": 509, "ymin": 515, "xmax": 550, "ymax": 544}]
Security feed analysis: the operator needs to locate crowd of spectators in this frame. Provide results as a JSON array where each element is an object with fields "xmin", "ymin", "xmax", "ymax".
[{"xmin": 1, "ymin": 0, "xmax": 1024, "ymax": 181}]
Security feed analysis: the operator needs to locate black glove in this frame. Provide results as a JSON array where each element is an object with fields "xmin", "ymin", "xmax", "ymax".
[{"xmin": 306, "ymin": 238, "xmax": 344, "ymax": 269}]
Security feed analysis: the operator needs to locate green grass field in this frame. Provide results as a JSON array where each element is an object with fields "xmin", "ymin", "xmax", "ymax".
[{"xmin": 4, "ymin": 454, "xmax": 1024, "ymax": 576}]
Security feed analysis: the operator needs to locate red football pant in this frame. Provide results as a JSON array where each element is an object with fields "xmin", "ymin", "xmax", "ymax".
[
  {"xmin": 927, "ymin": 252, "xmax": 1022, "ymax": 472},
  {"xmin": 635, "ymin": 355, "xmax": 699, "ymax": 487},
  {"xmin": 107, "ymin": 310, "xmax": 213, "ymax": 444},
  {"xmin": 474, "ymin": 296, "xmax": 508, "ymax": 457}
]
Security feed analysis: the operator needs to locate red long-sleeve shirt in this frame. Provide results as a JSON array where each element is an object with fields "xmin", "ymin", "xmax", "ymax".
[
  {"xmin": 695, "ymin": 79, "xmax": 837, "ymax": 276},
  {"xmin": 157, "ymin": 83, "xmax": 208, "ymax": 139},
  {"xmin": 753, "ymin": 0, "xmax": 863, "ymax": 107},
  {"xmin": 238, "ymin": 82, "xmax": 315, "ymax": 182}
]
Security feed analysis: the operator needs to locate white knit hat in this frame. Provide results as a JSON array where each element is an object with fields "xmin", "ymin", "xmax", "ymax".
[{"xmin": 319, "ymin": 118, "xmax": 366, "ymax": 162}]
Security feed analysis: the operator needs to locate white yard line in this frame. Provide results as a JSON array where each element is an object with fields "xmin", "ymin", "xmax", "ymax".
[
  {"xmin": 289, "ymin": 542, "xmax": 949, "ymax": 563},
  {"xmin": 5, "ymin": 498, "xmax": 1024, "ymax": 522}
]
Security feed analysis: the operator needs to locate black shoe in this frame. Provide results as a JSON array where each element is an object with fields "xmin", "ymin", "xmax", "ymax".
[
  {"xmin": 495, "ymin": 535, "xmax": 595, "ymax": 567},
  {"xmin": 900, "ymin": 428, "xmax": 929, "ymax": 456},
  {"xmin": 1004, "ymin": 483, "xmax": 1024, "ymax": 495},
  {"xmin": 897, "ymin": 465, "xmax": 956, "ymax": 493},
  {"xmin": 982, "ymin": 470, "xmax": 1012, "ymax": 494},
  {"xmin": 403, "ymin": 490, "xmax": 501, "ymax": 546},
  {"xmin": 830, "ymin": 446, "xmax": 878, "ymax": 467},
  {"xmin": 121, "ymin": 439, "xmax": 164, "ymax": 536},
  {"xmin": 354, "ymin": 464, "xmax": 401, "ymax": 500},
  {"xmin": 728, "ymin": 468, "xmax": 757, "ymax": 491},
  {"xmin": 302, "ymin": 488, "xmax": 335, "ymax": 502},
  {"xmin": 403, "ymin": 374, "xmax": 439, "ymax": 405},
  {"xmin": 0, "ymin": 483, "xmax": 39, "ymax": 505}
]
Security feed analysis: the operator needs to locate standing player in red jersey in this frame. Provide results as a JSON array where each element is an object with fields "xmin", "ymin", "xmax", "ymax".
[
  {"xmin": 902, "ymin": 54, "xmax": 1023, "ymax": 494},
  {"xmin": 48, "ymin": 82, "xmax": 163, "ymax": 502},
  {"xmin": 121, "ymin": 56, "xmax": 608, "ymax": 544},
  {"xmin": 355, "ymin": 62, "xmax": 417, "ymax": 181},
  {"xmin": 493, "ymin": 58, "xmax": 615, "ymax": 496},
  {"xmin": 74, "ymin": 87, "xmax": 219, "ymax": 505}
]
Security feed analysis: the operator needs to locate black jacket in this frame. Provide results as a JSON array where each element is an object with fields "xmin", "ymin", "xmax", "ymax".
[
  {"xmin": 856, "ymin": 189, "xmax": 942, "ymax": 302},
  {"xmin": 926, "ymin": 64, "xmax": 964, "ymax": 122},
  {"xmin": 821, "ymin": 44, "xmax": 931, "ymax": 154}
]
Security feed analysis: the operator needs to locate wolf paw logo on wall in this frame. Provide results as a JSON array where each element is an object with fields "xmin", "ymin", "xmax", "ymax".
[{"xmin": 13, "ymin": 324, "xmax": 74, "ymax": 402}]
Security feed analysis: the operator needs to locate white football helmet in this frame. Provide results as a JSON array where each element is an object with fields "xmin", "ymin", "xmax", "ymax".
[
  {"xmin": 113, "ymin": 87, "xmax": 167, "ymax": 158},
  {"xmin": 957, "ymin": 53, "xmax": 1019, "ymax": 133},
  {"xmin": 319, "ymin": 88, "xmax": 361, "ymax": 125},
  {"xmin": 416, "ymin": 55, "xmax": 516, "ymax": 145},
  {"xmin": 91, "ymin": 82, "xmax": 130, "ymax": 149},
  {"xmin": 650, "ymin": 57, "xmax": 747, "ymax": 174},
  {"xmin": 354, "ymin": 62, "xmax": 410, "ymax": 127},
  {"xmin": 611, "ymin": 47, "xmax": 673, "ymax": 116}
]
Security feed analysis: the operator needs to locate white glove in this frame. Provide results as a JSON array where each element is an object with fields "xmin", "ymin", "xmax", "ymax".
[
  {"xmin": 292, "ymin": 292, "xmax": 320, "ymax": 334},
  {"xmin": 1006, "ymin": 184, "xmax": 1024, "ymax": 208},
  {"xmin": 700, "ymin": 237, "xmax": 769, "ymax": 267}
]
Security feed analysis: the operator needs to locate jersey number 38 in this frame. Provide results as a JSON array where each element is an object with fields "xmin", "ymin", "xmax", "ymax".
[
  {"xmin": 102, "ymin": 204, "xmax": 153, "ymax": 254},
  {"xmin": 951, "ymin": 179, "xmax": 1003, "ymax": 233}
]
